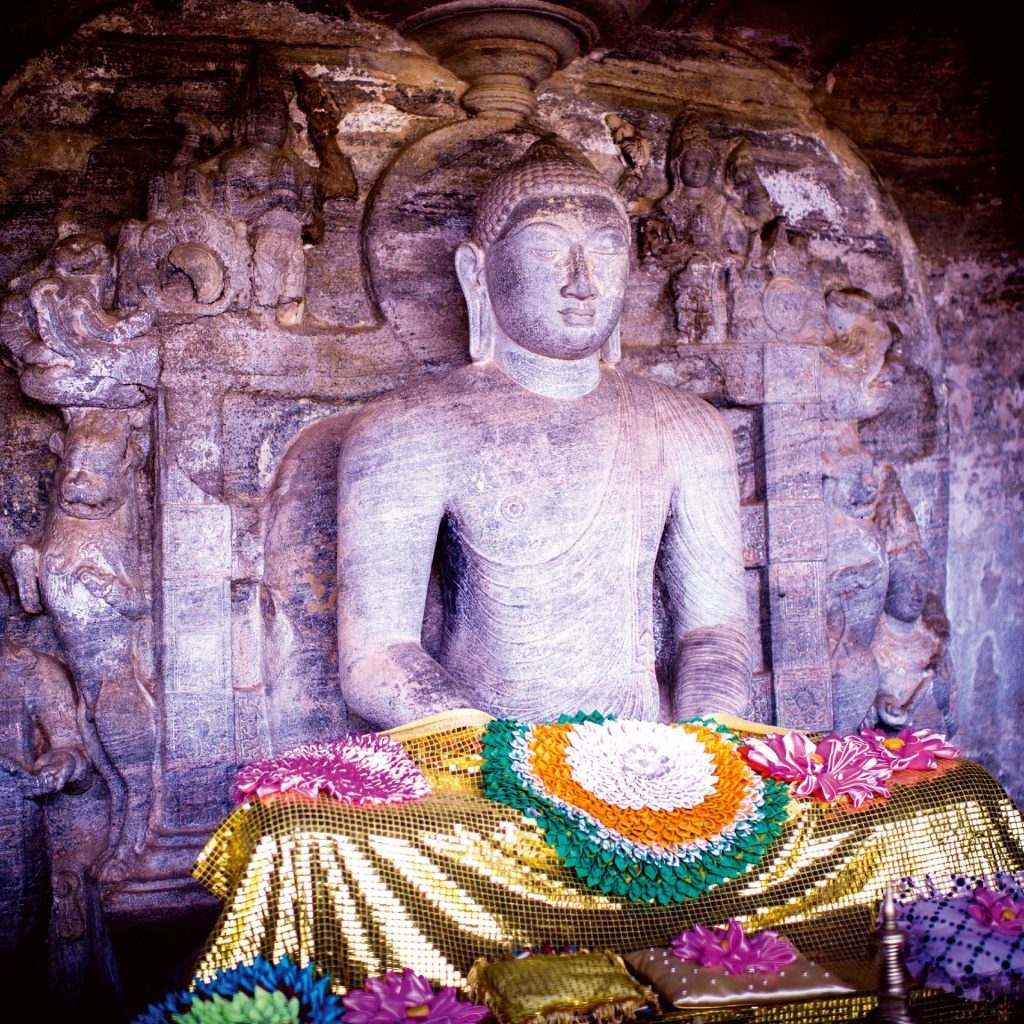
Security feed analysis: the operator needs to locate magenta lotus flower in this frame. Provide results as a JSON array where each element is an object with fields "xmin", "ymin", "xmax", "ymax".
[
  {"xmin": 967, "ymin": 887, "xmax": 1024, "ymax": 936},
  {"xmin": 742, "ymin": 731, "xmax": 892, "ymax": 807},
  {"xmin": 671, "ymin": 920, "xmax": 797, "ymax": 975},
  {"xmin": 858, "ymin": 727, "xmax": 961, "ymax": 771},
  {"xmin": 233, "ymin": 733, "xmax": 431, "ymax": 805},
  {"xmin": 342, "ymin": 970, "xmax": 490, "ymax": 1024}
]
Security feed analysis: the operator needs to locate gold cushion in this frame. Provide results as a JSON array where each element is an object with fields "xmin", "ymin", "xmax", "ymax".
[{"xmin": 469, "ymin": 950, "xmax": 655, "ymax": 1024}]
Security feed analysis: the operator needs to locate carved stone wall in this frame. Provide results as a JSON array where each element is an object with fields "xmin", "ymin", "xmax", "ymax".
[{"xmin": 0, "ymin": 0, "xmax": 1018, "ymax": 1007}]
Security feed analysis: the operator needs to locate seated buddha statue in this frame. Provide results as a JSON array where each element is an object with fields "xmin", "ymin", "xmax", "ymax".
[{"xmin": 336, "ymin": 137, "xmax": 751, "ymax": 729}]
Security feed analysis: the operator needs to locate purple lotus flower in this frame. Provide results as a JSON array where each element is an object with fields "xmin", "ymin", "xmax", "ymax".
[
  {"xmin": 342, "ymin": 970, "xmax": 490, "ymax": 1024},
  {"xmin": 967, "ymin": 887, "xmax": 1024, "ymax": 935},
  {"xmin": 671, "ymin": 920, "xmax": 797, "ymax": 975},
  {"xmin": 233, "ymin": 733, "xmax": 431, "ymax": 805},
  {"xmin": 858, "ymin": 727, "xmax": 961, "ymax": 771},
  {"xmin": 742, "ymin": 731, "xmax": 892, "ymax": 808}
]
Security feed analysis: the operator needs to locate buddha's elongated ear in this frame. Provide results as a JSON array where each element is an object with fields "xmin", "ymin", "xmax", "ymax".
[
  {"xmin": 455, "ymin": 241, "xmax": 495, "ymax": 364},
  {"xmin": 601, "ymin": 322, "xmax": 621, "ymax": 365}
]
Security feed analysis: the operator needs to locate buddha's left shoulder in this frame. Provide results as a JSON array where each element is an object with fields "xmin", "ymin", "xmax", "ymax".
[{"xmin": 618, "ymin": 372, "xmax": 735, "ymax": 448}]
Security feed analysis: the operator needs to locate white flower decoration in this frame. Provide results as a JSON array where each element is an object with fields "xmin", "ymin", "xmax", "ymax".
[{"xmin": 564, "ymin": 720, "xmax": 717, "ymax": 811}]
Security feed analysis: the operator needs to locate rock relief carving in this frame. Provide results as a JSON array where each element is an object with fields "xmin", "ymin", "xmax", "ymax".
[
  {"xmin": 11, "ymin": 406, "xmax": 158, "ymax": 881},
  {"xmin": 0, "ymin": 229, "xmax": 158, "ymax": 409},
  {"xmin": 631, "ymin": 109, "xmax": 825, "ymax": 344},
  {"xmin": 294, "ymin": 70, "xmax": 358, "ymax": 202},
  {"xmin": 1, "ymin": 208, "xmax": 161, "ymax": 883},
  {"xmin": 118, "ymin": 53, "xmax": 326, "ymax": 327},
  {"xmin": 605, "ymin": 113, "xmax": 650, "ymax": 203},
  {"xmin": 0, "ymin": 573, "xmax": 114, "ymax": 1004},
  {"xmin": 820, "ymin": 287, "xmax": 953, "ymax": 734}
]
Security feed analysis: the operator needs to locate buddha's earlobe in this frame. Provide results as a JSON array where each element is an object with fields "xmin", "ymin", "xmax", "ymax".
[
  {"xmin": 601, "ymin": 323, "xmax": 621, "ymax": 365},
  {"xmin": 455, "ymin": 241, "xmax": 495, "ymax": 364}
]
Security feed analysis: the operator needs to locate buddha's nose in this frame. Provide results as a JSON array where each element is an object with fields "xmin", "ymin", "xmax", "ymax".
[{"xmin": 561, "ymin": 244, "xmax": 597, "ymax": 300}]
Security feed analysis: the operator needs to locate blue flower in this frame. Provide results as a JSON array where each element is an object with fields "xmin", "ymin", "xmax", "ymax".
[{"xmin": 132, "ymin": 955, "xmax": 344, "ymax": 1024}]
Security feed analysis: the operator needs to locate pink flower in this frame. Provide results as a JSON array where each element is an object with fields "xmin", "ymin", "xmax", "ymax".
[
  {"xmin": 233, "ymin": 733, "xmax": 431, "ymax": 805},
  {"xmin": 671, "ymin": 920, "xmax": 797, "ymax": 975},
  {"xmin": 342, "ymin": 970, "xmax": 490, "ymax": 1024},
  {"xmin": 967, "ymin": 887, "xmax": 1024, "ymax": 935},
  {"xmin": 858, "ymin": 727, "xmax": 961, "ymax": 771},
  {"xmin": 742, "ymin": 731, "xmax": 892, "ymax": 808}
]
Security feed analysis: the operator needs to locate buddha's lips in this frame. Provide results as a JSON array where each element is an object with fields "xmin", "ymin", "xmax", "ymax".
[{"xmin": 560, "ymin": 307, "xmax": 595, "ymax": 324}]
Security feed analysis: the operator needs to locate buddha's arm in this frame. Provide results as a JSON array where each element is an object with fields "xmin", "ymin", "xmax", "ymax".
[
  {"xmin": 660, "ymin": 399, "xmax": 751, "ymax": 719},
  {"xmin": 336, "ymin": 410, "xmax": 469, "ymax": 730}
]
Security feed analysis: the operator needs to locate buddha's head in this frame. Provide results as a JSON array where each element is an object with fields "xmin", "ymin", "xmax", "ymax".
[{"xmin": 456, "ymin": 138, "xmax": 630, "ymax": 368}]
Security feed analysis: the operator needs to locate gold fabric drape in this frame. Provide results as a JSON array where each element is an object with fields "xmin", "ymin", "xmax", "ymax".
[{"xmin": 192, "ymin": 718, "xmax": 1024, "ymax": 1021}]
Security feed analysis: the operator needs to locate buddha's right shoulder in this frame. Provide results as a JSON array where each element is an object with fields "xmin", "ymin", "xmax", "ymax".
[{"xmin": 343, "ymin": 366, "xmax": 489, "ymax": 447}]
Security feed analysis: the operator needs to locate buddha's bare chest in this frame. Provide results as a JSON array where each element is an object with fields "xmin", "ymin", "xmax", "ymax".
[{"xmin": 443, "ymin": 405, "xmax": 650, "ymax": 563}]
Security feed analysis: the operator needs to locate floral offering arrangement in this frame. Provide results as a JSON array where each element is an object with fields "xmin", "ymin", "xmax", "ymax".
[
  {"xmin": 233, "ymin": 732, "xmax": 431, "ymax": 805},
  {"xmin": 741, "ymin": 726, "xmax": 960, "ymax": 808},
  {"xmin": 342, "ymin": 969, "xmax": 491, "ymax": 1024},
  {"xmin": 670, "ymin": 920, "xmax": 797, "ymax": 975},
  {"xmin": 894, "ymin": 873, "xmax": 1024, "ymax": 1002},
  {"xmin": 132, "ymin": 956, "xmax": 344, "ymax": 1024},
  {"xmin": 481, "ymin": 713, "xmax": 791, "ymax": 903}
]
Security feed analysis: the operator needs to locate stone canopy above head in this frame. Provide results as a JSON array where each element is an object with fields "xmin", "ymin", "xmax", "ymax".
[{"xmin": 336, "ymin": 137, "xmax": 752, "ymax": 730}]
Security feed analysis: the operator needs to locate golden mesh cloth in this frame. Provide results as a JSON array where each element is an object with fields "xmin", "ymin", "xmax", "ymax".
[{"xmin": 192, "ymin": 719, "xmax": 1024, "ymax": 1021}]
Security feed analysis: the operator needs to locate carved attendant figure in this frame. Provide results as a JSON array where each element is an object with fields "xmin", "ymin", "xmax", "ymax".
[
  {"xmin": 337, "ymin": 139, "xmax": 750, "ymax": 728},
  {"xmin": 642, "ymin": 112, "xmax": 757, "ymax": 342},
  {"xmin": 212, "ymin": 60, "xmax": 321, "ymax": 325}
]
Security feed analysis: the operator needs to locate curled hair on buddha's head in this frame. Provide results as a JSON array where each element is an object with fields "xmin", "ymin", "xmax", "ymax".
[
  {"xmin": 472, "ymin": 136, "xmax": 628, "ymax": 250},
  {"xmin": 459, "ymin": 135, "xmax": 627, "ymax": 366}
]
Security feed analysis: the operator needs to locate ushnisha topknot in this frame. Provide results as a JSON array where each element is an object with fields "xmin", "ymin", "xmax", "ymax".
[{"xmin": 472, "ymin": 136, "xmax": 628, "ymax": 250}]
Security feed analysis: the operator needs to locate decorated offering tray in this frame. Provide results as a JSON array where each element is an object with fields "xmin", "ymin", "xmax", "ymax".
[{"xmin": 170, "ymin": 713, "xmax": 1024, "ymax": 1023}]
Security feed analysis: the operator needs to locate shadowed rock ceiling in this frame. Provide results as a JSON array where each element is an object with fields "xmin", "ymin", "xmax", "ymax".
[{"xmin": 1, "ymin": 0, "xmax": 1019, "ymax": 259}]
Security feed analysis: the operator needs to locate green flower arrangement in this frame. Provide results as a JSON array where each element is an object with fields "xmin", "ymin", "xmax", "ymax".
[{"xmin": 173, "ymin": 987, "xmax": 298, "ymax": 1024}]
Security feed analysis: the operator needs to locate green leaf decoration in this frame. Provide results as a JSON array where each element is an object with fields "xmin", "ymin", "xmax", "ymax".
[{"xmin": 172, "ymin": 988, "xmax": 299, "ymax": 1024}]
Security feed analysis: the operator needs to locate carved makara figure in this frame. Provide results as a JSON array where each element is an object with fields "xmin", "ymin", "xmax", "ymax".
[
  {"xmin": 12, "ymin": 407, "xmax": 157, "ymax": 880},
  {"xmin": 0, "ymin": 230, "xmax": 158, "ymax": 409},
  {"xmin": 337, "ymin": 139, "xmax": 750, "ymax": 729},
  {"xmin": 604, "ymin": 113, "xmax": 650, "ymax": 203}
]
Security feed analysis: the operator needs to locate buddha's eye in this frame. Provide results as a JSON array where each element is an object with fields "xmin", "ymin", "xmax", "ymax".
[
  {"xmin": 530, "ymin": 245, "xmax": 565, "ymax": 258},
  {"xmin": 589, "ymin": 229, "xmax": 627, "ymax": 255}
]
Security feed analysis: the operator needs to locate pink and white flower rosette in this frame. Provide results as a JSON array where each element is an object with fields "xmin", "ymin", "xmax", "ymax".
[
  {"xmin": 233, "ymin": 732, "xmax": 431, "ymax": 805},
  {"xmin": 741, "ymin": 731, "xmax": 892, "ymax": 807},
  {"xmin": 858, "ymin": 727, "xmax": 960, "ymax": 771},
  {"xmin": 342, "ymin": 969, "xmax": 490, "ymax": 1024}
]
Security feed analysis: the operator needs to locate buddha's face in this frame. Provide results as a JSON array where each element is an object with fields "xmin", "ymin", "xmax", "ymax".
[{"xmin": 484, "ymin": 195, "xmax": 629, "ymax": 361}]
